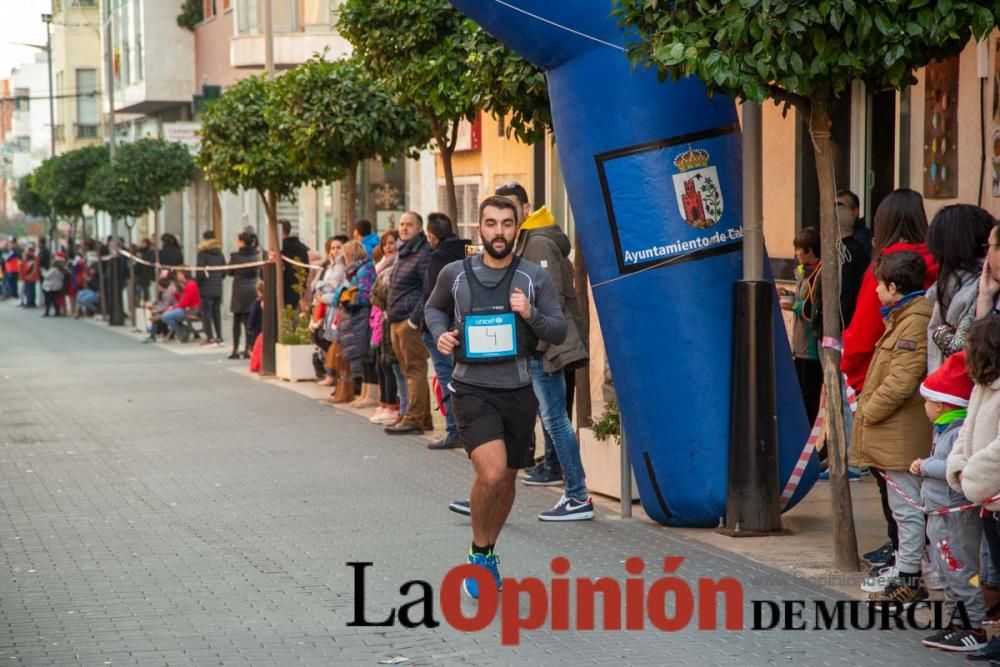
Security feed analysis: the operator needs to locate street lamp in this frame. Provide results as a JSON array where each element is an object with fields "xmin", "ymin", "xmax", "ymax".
[{"xmin": 41, "ymin": 13, "xmax": 58, "ymax": 246}]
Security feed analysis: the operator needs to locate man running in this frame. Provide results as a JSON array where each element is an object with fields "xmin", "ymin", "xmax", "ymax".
[{"xmin": 425, "ymin": 195, "xmax": 567, "ymax": 598}]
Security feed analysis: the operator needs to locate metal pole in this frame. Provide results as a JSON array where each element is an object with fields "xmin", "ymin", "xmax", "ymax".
[
  {"xmin": 742, "ymin": 102, "xmax": 763, "ymax": 281},
  {"xmin": 103, "ymin": 1, "xmax": 123, "ymax": 326},
  {"xmin": 42, "ymin": 13, "xmax": 57, "ymax": 243},
  {"xmin": 42, "ymin": 14, "xmax": 55, "ymax": 159},
  {"xmin": 719, "ymin": 100, "xmax": 781, "ymax": 537},
  {"xmin": 620, "ymin": 426, "xmax": 632, "ymax": 519},
  {"xmin": 259, "ymin": 0, "xmax": 277, "ymax": 374}
]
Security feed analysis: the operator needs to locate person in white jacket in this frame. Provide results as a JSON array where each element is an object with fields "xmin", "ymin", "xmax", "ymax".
[{"xmin": 946, "ymin": 315, "xmax": 1000, "ymax": 647}]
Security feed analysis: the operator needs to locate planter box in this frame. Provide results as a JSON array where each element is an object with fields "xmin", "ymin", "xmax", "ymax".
[
  {"xmin": 579, "ymin": 427, "xmax": 639, "ymax": 502},
  {"xmin": 275, "ymin": 343, "xmax": 316, "ymax": 382}
]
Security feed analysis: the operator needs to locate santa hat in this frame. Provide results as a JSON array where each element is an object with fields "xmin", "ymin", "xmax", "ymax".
[{"xmin": 920, "ymin": 351, "xmax": 973, "ymax": 407}]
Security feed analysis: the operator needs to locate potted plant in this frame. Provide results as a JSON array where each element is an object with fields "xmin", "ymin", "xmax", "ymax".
[
  {"xmin": 579, "ymin": 398, "xmax": 639, "ymax": 501},
  {"xmin": 275, "ymin": 267, "xmax": 316, "ymax": 381}
]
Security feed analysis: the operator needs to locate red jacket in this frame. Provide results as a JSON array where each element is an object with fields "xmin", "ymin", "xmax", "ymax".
[
  {"xmin": 175, "ymin": 279, "xmax": 201, "ymax": 310},
  {"xmin": 19, "ymin": 257, "xmax": 40, "ymax": 282},
  {"xmin": 840, "ymin": 241, "xmax": 938, "ymax": 392}
]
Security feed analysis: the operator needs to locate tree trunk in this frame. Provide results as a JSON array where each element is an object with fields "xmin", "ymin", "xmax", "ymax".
[
  {"xmin": 264, "ymin": 189, "xmax": 285, "ymax": 337},
  {"xmin": 97, "ymin": 252, "xmax": 107, "ymax": 320},
  {"xmin": 573, "ymin": 231, "xmax": 592, "ymax": 427},
  {"xmin": 345, "ymin": 159, "xmax": 358, "ymax": 232},
  {"xmin": 125, "ymin": 221, "xmax": 136, "ymax": 329},
  {"xmin": 810, "ymin": 102, "xmax": 861, "ymax": 573},
  {"xmin": 432, "ymin": 118, "xmax": 459, "ymax": 222}
]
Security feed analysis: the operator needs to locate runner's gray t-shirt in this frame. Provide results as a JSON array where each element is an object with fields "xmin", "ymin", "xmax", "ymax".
[{"xmin": 424, "ymin": 254, "xmax": 566, "ymax": 389}]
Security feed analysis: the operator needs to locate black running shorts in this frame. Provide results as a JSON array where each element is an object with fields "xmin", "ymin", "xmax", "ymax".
[{"xmin": 451, "ymin": 380, "xmax": 538, "ymax": 469}]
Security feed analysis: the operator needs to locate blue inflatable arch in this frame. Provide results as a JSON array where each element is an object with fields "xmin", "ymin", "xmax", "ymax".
[{"xmin": 451, "ymin": 0, "xmax": 819, "ymax": 527}]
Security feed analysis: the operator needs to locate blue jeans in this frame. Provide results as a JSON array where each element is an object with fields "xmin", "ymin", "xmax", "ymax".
[
  {"xmin": 162, "ymin": 308, "xmax": 186, "ymax": 333},
  {"xmin": 392, "ymin": 363, "xmax": 409, "ymax": 416},
  {"xmin": 22, "ymin": 281, "xmax": 36, "ymax": 307},
  {"xmin": 2, "ymin": 273, "xmax": 17, "ymax": 298},
  {"xmin": 77, "ymin": 289, "xmax": 99, "ymax": 314},
  {"xmin": 422, "ymin": 330, "xmax": 458, "ymax": 437},
  {"xmin": 530, "ymin": 358, "xmax": 587, "ymax": 501}
]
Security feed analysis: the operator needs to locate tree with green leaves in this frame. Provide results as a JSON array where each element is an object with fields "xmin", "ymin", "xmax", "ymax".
[
  {"xmin": 338, "ymin": 0, "xmax": 475, "ymax": 221},
  {"xmin": 13, "ymin": 175, "xmax": 50, "ymax": 219},
  {"xmin": 465, "ymin": 28, "xmax": 552, "ymax": 145},
  {"xmin": 34, "ymin": 144, "xmax": 110, "ymax": 220},
  {"xmin": 616, "ymin": 0, "xmax": 1000, "ymax": 571},
  {"xmin": 33, "ymin": 144, "xmax": 109, "ymax": 239},
  {"xmin": 115, "ymin": 137, "xmax": 199, "ymax": 231},
  {"xmin": 272, "ymin": 55, "xmax": 431, "ymax": 229},
  {"xmin": 197, "ymin": 74, "xmax": 306, "ymax": 329},
  {"xmin": 85, "ymin": 138, "xmax": 197, "ymax": 327},
  {"xmin": 338, "ymin": 0, "xmax": 551, "ymax": 219}
]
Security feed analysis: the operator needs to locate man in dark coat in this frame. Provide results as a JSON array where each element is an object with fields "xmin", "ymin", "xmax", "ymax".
[
  {"xmin": 421, "ymin": 212, "xmax": 470, "ymax": 449},
  {"xmin": 195, "ymin": 230, "xmax": 227, "ymax": 344},
  {"xmin": 133, "ymin": 238, "xmax": 156, "ymax": 305},
  {"xmin": 279, "ymin": 219, "xmax": 310, "ymax": 309},
  {"xmin": 837, "ymin": 189, "xmax": 873, "ymax": 263},
  {"xmin": 158, "ymin": 233, "xmax": 184, "ymax": 271},
  {"xmin": 385, "ymin": 211, "xmax": 433, "ymax": 434}
]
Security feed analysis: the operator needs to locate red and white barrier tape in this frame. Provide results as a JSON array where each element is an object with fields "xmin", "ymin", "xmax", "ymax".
[
  {"xmin": 875, "ymin": 469, "xmax": 1000, "ymax": 516},
  {"xmin": 780, "ymin": 393, "xmax": 823, "ymax": 507},
  {"xmin": 780, "ymin": 373, "xmax": 858, "ymax": 508},
  {"xmin": 116, "ymin": 248, "xmax": 268, "ymax": 272},
  {"xmin": 112, "ymin": 248, "xmax": 322, "ymax": 273}
]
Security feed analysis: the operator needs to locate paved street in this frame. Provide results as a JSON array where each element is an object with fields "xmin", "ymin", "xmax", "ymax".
[{"xmin": 0, "ymin": 304, "xmax": 970, "ymax": 666}]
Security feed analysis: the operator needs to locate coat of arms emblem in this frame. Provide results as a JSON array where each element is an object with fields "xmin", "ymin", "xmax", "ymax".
[{"xmin": 672, "ymin": 146, "xmax": 724, "ymax": 229}]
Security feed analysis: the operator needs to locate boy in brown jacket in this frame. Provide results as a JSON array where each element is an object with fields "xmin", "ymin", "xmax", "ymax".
[{"xmin": 849, "ymin": 251, "xmax": 933, "ymax": 604}]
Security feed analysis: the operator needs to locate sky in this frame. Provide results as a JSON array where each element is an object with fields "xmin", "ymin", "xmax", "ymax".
[{"xmin": 0, "ymin": 0, "xmax": 53, "ymax": 80}]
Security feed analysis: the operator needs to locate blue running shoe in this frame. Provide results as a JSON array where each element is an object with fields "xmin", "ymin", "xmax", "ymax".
[
  {"xmin": 485, "ymin": 552, "xmax": 502, "ymax": 591},
  {"xmin": 463, "ymin": 551, "xmax": 502, "ymax": 599}
]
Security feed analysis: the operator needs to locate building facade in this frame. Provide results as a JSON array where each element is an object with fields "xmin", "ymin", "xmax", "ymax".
[
  {"xmin": 52, "ymin": 0, "xmax": 103, "ymax": 155},
  {"xmin": 4, "ymin": 53, "xmax": 53, "ymax": 217}
]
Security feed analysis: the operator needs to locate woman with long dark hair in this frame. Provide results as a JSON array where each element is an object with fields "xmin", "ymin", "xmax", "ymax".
[
  {"xmin": 842, "ymin": 189, "xmax": 938, "ymax": 392},
  {"xmin": 228, "ymin": 228, "xmax": 261, "ymax": 359},
  {"xmin": 925, "ymin": 205, "xmax": 995, "ymax": 373}
]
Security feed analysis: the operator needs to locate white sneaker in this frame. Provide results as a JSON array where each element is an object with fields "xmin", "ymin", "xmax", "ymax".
[
  {"xmin": 861, "ymin": 565, "xmax": 898, "ymax": 593},
  {"xmin": 369, "ymin": 407, "xmax": 389, "ymax": 423}
]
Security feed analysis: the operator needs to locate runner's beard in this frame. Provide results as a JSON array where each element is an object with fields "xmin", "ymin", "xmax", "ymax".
[{"xmin": 484, "ymin": 237, "xmax": 513, "ymax": 259}]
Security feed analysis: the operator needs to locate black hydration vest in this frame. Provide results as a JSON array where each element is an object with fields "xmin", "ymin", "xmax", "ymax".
[{"xmin": 454, "ymin": 256, "xmax": 538, "ymax": 365}]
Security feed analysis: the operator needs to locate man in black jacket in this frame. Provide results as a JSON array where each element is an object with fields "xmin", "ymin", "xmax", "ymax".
[
  {"xmin": 834, "ymin": 190, "xmax": 870, "ymax": 329},
  {"xmin": 837, "ymin": 190, "xmax": 873, "ymax": 271},
  {"xmin": 279, "ymin": 219, "xmax": 310, "ymax": 310},
  {"xmin": 386, "ymin": 211, "xmax": 433, "ymax": 434},
  {"xmin": 422, "ymin": 212, "xmax": 470, "ymax": 449}
]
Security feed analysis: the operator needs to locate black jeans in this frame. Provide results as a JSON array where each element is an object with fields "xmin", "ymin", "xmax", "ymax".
[
  {"xmin": 201, "ymin": 297, "xmax": 222, "ymax": 341},
  {"xmin": 377, "ymin": 361, "xmax": 398, "ymax": 404},
  {"xmin": 875, "ymin": 470, "xmax": 900, "ymax": 551},
  {"xmin": 232, "ymin": 312, "xmax": 250, "ymax": 352},
  {"xmin": 43, "ymin": 290, "xmax": 63, "ymax": 316},
  {"xmin": 794, "ymin": 357, "xmax": 824, "ymax": 426}
]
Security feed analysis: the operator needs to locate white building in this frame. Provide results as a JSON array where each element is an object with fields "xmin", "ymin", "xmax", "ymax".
[{"xmin": 7, "ymin": 52, "xmax": 53, "ymax": 214}]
